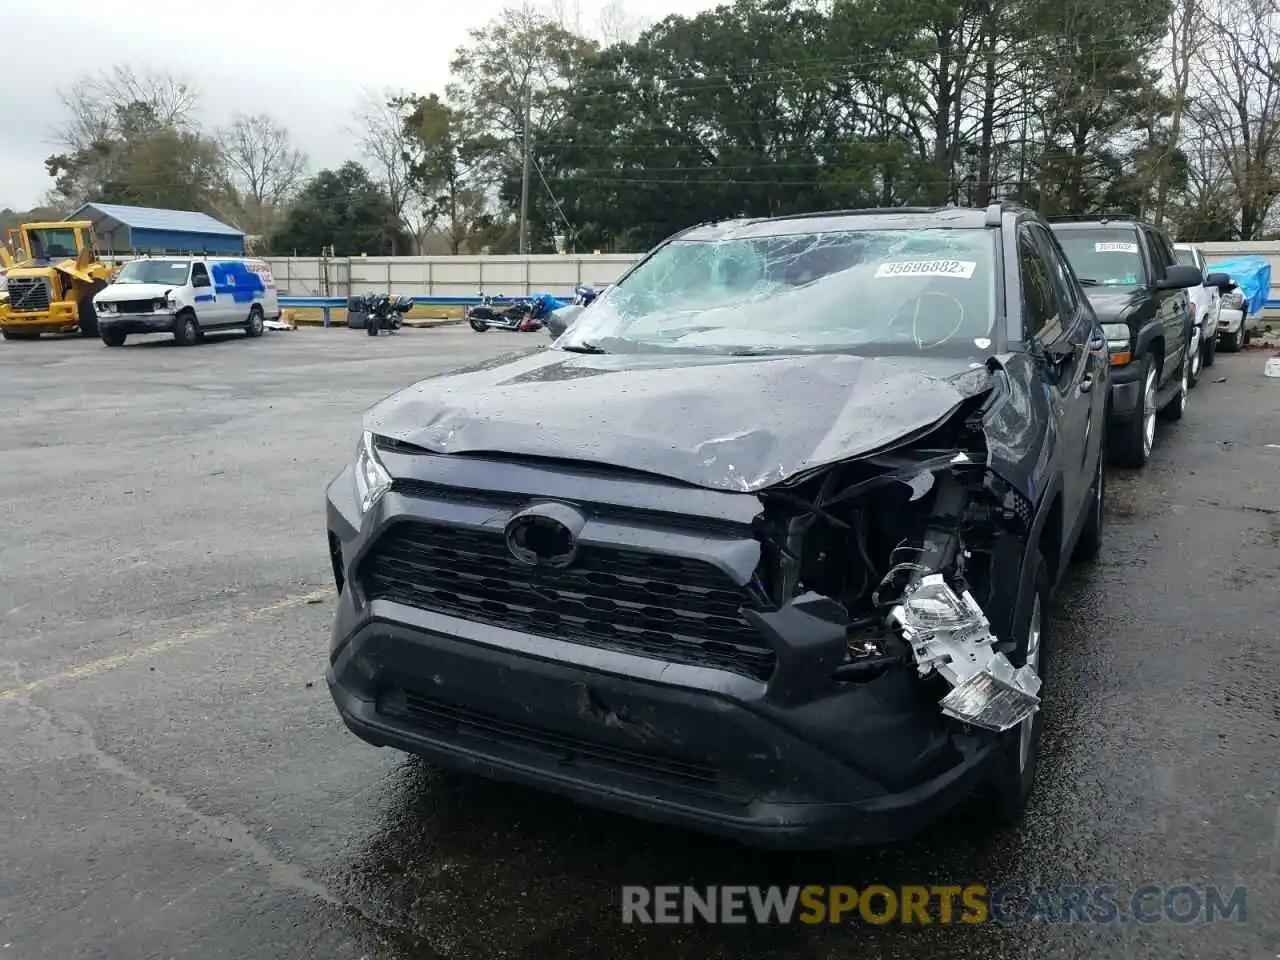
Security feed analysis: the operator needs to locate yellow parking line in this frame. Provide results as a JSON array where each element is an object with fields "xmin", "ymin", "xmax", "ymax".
[{"xmin": 0, "ymin": 588, "xmax": 332, "ymax": 703}]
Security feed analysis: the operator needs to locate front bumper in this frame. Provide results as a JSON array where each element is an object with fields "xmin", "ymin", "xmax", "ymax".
[
  {"xmin": 324, "ymin": 457, "xmax": 1003, "ymax": 849},
  {"xmin": 1107, "ymin": 357, "xmax": 1144, "ymax": 420},
  {"xmin": 98, "ymin": 310, "xmax": 178, "ymax": 334},
  {"xmin": 0, "ymin": 301, "xmax": 78, "ymax": 334},
  {"xmin": 1217, "ymin": 307, "xmax": 1246, "ymax": 335}
]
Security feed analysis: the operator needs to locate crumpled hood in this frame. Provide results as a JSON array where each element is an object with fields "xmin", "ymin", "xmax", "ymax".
[
  {"xmin": 95, "ymin": 283, "xmax": 175, "ymax": 303},
  {"xmin": 365, "ymin": 349, "xmax": 991, "ymax": 492},
  {"xmin": 1083, "ymin": 287, "xmax": 1145, "ymax": 322}
]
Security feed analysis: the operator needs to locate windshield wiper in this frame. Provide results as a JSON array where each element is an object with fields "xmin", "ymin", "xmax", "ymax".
[
  {"xmin": 559, "ymin": 341, "xmax": 607, "ymax": 354},
  {"xmin": 1077, "ymin": 278, "xmax": 1101, "ymax": 286}
]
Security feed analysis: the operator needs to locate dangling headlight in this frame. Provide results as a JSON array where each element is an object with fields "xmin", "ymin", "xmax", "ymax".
[{"xmin": 353, "ymin": 431, "xmax": 392, "ymax": 515}]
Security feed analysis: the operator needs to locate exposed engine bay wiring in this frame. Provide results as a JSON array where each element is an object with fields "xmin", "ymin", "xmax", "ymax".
[{"xmin": 754, "ymin": 400, "xmax": 1042, "ymax": 731}]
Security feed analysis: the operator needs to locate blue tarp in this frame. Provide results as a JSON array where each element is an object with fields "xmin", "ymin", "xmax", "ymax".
[{"xmin": 1205, "ymin": 255, "xmax": 1271, "ymax": 317}]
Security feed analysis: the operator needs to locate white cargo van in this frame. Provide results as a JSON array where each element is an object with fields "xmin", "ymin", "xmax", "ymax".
[{"xmin": 93, "ymin": 256, "xmax": 281, "ymax": 347}]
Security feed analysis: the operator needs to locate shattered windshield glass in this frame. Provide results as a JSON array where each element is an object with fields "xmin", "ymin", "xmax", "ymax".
[{"xmin": 559, "ymin": 227, "xmax": 999, "ymax": 356}]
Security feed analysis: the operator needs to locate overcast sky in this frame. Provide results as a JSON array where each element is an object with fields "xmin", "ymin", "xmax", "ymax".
[{"xmin": 1, "ymin": 0, "xmax": 722, "ymax": 212}]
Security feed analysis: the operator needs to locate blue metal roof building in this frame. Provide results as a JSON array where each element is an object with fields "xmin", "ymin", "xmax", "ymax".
[{"xmin": 67, "ymin": 202, "xmax": 245, "ymax": 255}]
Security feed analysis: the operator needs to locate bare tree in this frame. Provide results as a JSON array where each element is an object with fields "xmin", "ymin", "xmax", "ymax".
[
  {"xmin": 349, "ymin": 90, "xmax": 420, "ymax": 253},
  {"xmin": 219, "ymin": 114, "xmax": 307, "ymax": 206},
  {"xmin": 1193, "ymin": 0, "xmax": 1280, "ymax": 237},
  {"xmin": 1152, "ymin": 0, "xmax": 1212, "ymax": 227},
  {"xmin": 54, "ymin": 66, "xmax": 198, "ymax": 153},
  {"xmin": 596, "ymin": 0, "xmax": 647, "ymax": 45}
]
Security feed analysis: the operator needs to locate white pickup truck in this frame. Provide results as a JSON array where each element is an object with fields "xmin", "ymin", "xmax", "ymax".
[{"xmin": 1173, "ymin": 243, "xmax": 1222, "ymax": 384}]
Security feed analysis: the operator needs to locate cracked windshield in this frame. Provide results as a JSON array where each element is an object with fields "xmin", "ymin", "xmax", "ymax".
[
  {"xmin": 565, "ymin": 228, "xmax": 997, "ymax": 355},
  {"xmin": 1, "ymin": 0, "xmax": 1275, "ymax": 955}
]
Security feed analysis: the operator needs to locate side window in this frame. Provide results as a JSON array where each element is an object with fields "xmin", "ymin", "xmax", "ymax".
[
  {"xmin": 191, "ymin": 263, "xmax": 211, "ymax": 288},
  {"xmin": 1141, "ymin": 227, "xmax": 1171, "ymax": 279},
  {"xmin": 1018, "ymin": 228, "xmax": 1060, "ymax": 341},
  {"xmin": 1030, "ymin": 223, "xmax": 1080, "ymax": 319}
]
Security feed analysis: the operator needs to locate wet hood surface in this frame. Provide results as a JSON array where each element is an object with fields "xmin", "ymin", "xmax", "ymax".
[
  {"xmin": 95, "ymin": 283, "xmax": 176, "ymax": 302},
  {"xmin": 365, "ymin": 348, "xmax": 990, "ymax": 492}
]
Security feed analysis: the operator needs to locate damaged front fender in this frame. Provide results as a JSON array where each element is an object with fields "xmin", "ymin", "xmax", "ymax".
[{"xmin": 746, "ymin": 390, "xmax": 1044, "ymax": 734}]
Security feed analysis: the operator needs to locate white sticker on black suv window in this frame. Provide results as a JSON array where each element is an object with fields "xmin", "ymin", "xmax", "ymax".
[
  {"xmin": 1094, "ymin": 241, "xmax": 1138, "ymax": 253},
  {"xmin": 874, "ymin": 260, "xmax": 977, "ymax": 278}
]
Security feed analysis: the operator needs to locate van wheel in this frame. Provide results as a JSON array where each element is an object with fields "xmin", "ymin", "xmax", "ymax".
[
  {"xmin": 173, "ymin": 312, "xmax": 200, "ymax": 346},
  {"xmin": 245, "ymin": 305, "xmax": 265, "ymax": 338},
  {"xmin": 2, "ymin": 329, "xmax": 38, "ymax": 341},
  {"xmin": 100, "ymin": 328, "xmax": 126, "ymax": 347}
]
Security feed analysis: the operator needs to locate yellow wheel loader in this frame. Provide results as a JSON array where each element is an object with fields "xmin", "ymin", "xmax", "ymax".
[{"xmin": 0, "ymin": 221, "xmax": 113, "ymax": 340}]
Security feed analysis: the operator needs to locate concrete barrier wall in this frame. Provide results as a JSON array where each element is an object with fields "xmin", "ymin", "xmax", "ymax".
[
  {"xmin": 264, "ymin": 254, "xmax": 642, "ymax": 299},
  {"xmin": 103, "ymin": 243, "xmax": 1280, "ymax": 313}
]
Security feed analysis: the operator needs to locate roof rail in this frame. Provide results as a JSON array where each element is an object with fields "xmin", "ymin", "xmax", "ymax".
[{"xmin": 1046, "ymin": 212, "xmax": 1142, "ymax": 225}]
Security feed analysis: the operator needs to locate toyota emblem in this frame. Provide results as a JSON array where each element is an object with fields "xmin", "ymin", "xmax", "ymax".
[{"xmin": 504, "ymin": 502, "xmax": 587, "ymax": 568}]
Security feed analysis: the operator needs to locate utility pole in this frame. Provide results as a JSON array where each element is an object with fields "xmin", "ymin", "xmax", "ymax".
[{"xmin": 519, "ymin": 87, "xmax": 531, "ymax": 254}]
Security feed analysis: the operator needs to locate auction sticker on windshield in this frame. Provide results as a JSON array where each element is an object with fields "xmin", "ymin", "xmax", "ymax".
[
  {"xmin": 875, "ymin": 260, "xmax": 977, "ymax": 279},
  {"xmin": 1094, "ymin": 242, "xmax": 1138, "ymax": 253}
]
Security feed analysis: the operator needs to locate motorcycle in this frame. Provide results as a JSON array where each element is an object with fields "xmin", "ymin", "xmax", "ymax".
[
  {"xmin": 466, "ymin": 292, "xmax": 561, "ymax": 333},
  {"xmin": 363, "ymin": 294, "xmax": 414, "ymax": 336}
]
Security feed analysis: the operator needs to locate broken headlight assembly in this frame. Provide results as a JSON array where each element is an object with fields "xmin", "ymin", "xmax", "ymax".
[
  {"xmin": 754, "ymin": 394, "xmax": 1042, "ymax": 734},
  {"xmin": 353, "ymin": 431, "xmax": 392, "ymax": 515},
  {"xmin": 889, "ymin": 574, "xmax": 1040, "ymax": 732}
]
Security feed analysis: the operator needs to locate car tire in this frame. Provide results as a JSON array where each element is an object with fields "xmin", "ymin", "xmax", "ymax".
[
  {"xmin": 245, "ymin": 305, "xmax": 265, "ymax": 338},
  {"xmin": 1109, "ymin": 353, "xmax": 1156, "ymax": 469},
  {"xmin": 1203, "ymin": 327, "xmax": 1217, "ymax": 367},
  {"xmin": 173, "ymin": 312, "xmax": 200, "ymax": 346},
  {"xmin": 1222, "ymin": 320, "xmax": 1244, "ymax": 352},
  {"xmin": 1072, "ymin": 441, "xmax": 1105, "ymax": 563},
  {"xmin": 1188, "ymin": 325, "xmax": 1203, "ymax": 387},
  {"xmin": 1159, "ymin": 341, "xmax": 1190, "ymax": 422},
  {"xmin": 100, "ymin": 328, "xmax": 126, "ymax": 347},
  {"xmin": 982, "ymin": 549, "xmax": 1049, "ymax": 826}
]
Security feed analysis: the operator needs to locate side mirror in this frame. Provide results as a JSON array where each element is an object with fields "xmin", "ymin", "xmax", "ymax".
[
  {"xmin": 546, "ymin": 304, "xmax": 584, "ymax": 340},
  {"xmin": 1156, "ymin": 264, "xmax": 1204, "ymax": 290},
  {"xmin": 1204, "ymin": 271, "xmax": 1235, "ymax": 293}
]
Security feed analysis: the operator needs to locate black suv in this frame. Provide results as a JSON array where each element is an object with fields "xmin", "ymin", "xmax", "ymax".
[
  {"xmin": 324, "ymin": 202, "xmax": 1110, "ymax": 848},
  {"xmin": 1048, "ymin": 218, "xmax": 1229, "ymax": 467}
]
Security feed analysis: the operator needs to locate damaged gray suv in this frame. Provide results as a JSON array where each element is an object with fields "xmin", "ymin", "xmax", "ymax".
[{"xmin": 324, "ymin": 202, "xmax": 1110, "ymax": 848}]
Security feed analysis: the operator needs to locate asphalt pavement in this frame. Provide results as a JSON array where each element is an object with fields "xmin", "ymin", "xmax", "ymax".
[{"xmin": 1, "ymin": 327, "xmax": 1276, "ymax": 959}]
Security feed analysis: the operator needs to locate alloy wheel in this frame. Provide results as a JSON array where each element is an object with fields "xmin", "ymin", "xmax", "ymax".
[
  {"xmin": 1142, "ymin": 367, "xmax": 1157, "ymax": 457},
  {"xmin": 1178, "ymin": 347, "xmax": 1190, "ymax": 414}
]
